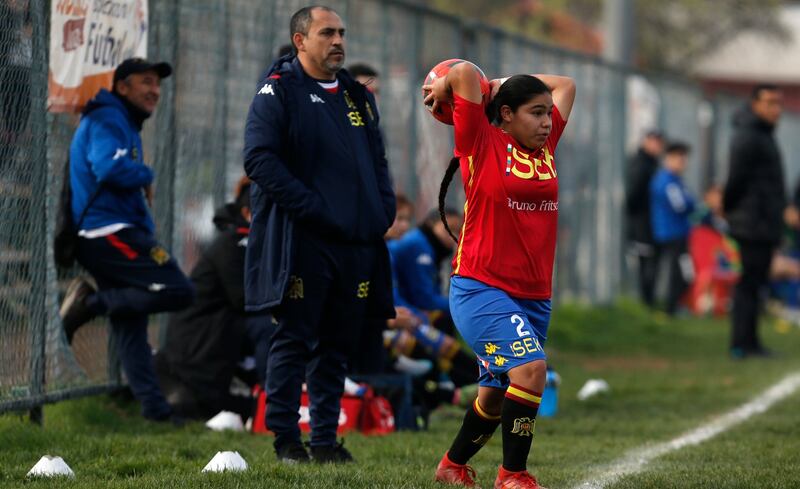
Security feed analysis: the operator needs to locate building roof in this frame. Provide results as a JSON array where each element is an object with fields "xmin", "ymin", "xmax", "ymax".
[{"xmin": 692, "ymin": 5, "xmax": 800, "ymax": 84}]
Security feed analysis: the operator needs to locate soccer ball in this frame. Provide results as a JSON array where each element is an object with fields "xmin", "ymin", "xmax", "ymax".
[{"xmin": 422, "ymin": 59, "xmax": 490, "ymax": 125}]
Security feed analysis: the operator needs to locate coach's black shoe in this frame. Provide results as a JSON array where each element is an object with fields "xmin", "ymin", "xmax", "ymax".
[
  {"xmin": 748, "ymin": 347, "xmax": 778, "ymax": 359},
  {"xmin": 309, "ymin": 440, "xmax": 354, "ymax": 464},
  {"xmin": 60, "ymin": 277, "xmax": 97, "ymax": 344},
  {"xmin": 146, "ymin": 412, "xmax": 188, "ymax": 428},
  {"xmin": 276, "ymin": 441, "xmax": 310, "ymax": 464}
]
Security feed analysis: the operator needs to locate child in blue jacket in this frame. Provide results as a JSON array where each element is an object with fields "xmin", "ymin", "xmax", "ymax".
[{"xmin": 650, "ymin": 142, "xmax": 696, "ymax": 315}]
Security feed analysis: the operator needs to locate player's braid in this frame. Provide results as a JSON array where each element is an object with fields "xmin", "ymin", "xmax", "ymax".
[{"xmin": 438, "ymin": 157, "xmax": 461, "ymax": 244}]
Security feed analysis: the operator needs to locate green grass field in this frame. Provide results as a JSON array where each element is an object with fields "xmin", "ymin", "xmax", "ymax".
[{"xmin": 2, "ymin": 300, "xmax": 800, "ymax": 488}]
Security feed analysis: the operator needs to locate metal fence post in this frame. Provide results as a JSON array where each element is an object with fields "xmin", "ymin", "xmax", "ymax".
[
  {"xmin": 407, "ymin": 13, "xmax": 422, "ymax": 203},
  {"xmin": 213, "ymin": 0, "xmax": 229, "ymax": 208},
  {"xmin": 151, "ymin": 0, "xmax": 180, "ymax": 348},
  {"xmin": 27, "ymin": 0, "xmax": 48, "ymax": 425}
]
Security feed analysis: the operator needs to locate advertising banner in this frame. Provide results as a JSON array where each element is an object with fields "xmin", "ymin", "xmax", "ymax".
[{"xmin": 49, "ymin": 0, "xmax": 148, "ymax": 112}]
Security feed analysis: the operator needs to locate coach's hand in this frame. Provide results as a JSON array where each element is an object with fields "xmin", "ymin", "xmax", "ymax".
[{"xmin": 144, "ymin": 184, "xmax": 154, "ymax": 208}]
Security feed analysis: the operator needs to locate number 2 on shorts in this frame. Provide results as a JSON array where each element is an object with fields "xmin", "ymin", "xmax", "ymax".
[{"xmin": 511, "ymin": 314, "xmax": 530, "ymax": 337}]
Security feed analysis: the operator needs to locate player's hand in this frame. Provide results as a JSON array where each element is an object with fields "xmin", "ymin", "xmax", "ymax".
[
  {"xmin": 488, "ymin": 78, "xmax": 507, "ymax": 103},
  {"xmin": 784, "ymin": 205, "xmax": 800, "ymax": 229},
  {"xmin": 422, "ymin": 76, "xmax": 451, "ymax": 115}
]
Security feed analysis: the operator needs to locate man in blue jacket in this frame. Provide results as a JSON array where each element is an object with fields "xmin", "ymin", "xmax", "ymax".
[
  {"xmin": 650, "ymin": 142, "xmax": 695, "ymax": 315},
  {"xmin": 59, "ymin": 58, "xmax": 195, "ymax": 423},
  {"xmin": 243, "ymin": 6, "xmax": 395, "ymax": 464}
]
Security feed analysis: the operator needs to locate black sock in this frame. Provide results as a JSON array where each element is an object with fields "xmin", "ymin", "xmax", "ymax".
[
  {"xmin": 501, "ymin": 383, "xmax": 541, "ymax": 472},
  {"xmin": 447, "ymin": 399, "xmax": 501, "ymax": 465}
]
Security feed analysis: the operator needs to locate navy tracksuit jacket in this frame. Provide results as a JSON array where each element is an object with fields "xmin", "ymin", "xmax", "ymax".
[{"xmin": 243, "ymin": 55, "xmax": 395, "ymax": 447}]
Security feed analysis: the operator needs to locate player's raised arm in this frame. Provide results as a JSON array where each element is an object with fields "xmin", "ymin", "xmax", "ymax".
[
  {"xmin": 532, "ymin": 74, "xmax": 576, "ymax": 120},
  {"xmin": 490, "ymin": 74, "xmax": 576, "ymax": 121}
]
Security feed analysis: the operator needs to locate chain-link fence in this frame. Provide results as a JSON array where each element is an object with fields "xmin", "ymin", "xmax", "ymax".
[{"xmin": 3, "ymin": 0, "xmax": 800, "ymax": 416}]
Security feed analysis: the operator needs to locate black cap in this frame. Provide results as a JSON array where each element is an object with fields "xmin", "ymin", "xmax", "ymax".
[{"xmin": 113, "ymin": 58, "xmax": 172, "ymax": 85}]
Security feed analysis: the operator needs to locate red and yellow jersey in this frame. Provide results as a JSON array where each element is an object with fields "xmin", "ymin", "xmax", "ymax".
[{"xmin": 450, "ymin": 93, "xmax": 567, "ymax": 300}]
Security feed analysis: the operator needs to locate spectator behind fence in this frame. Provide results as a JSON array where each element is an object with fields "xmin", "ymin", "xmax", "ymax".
[
  {"xmin": 684, "ymin": 185, "xmax": 740, "ymax": 317},
  {"xmin": 723, "ymin": 84, "xmax": 786, "ymax": 359},
  {"xmin": 625, "ymin": 129, "xmax": 665, "ymax": 307},
  {"xmin": 650, "ymin": 142, "xmax": 695, "ymax": 316},
  {"xmin": 243, "ymin": 6, "xmax": 395, "ymax": 464},
  {"xmin": 349, "ymin": 62, "xmax": 380, "ymax": 102},
  {"xmin": 59, "ymin": 58, "xmax": 195, "ymax": 424},
  {"xmin": 155, "ymin": 178, "xmax": 270, "ymax": 421}
]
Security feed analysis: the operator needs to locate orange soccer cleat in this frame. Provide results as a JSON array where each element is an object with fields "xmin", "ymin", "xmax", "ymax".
[
  {"xmin": 434, "ymin": 452, "xmax": 480, "ymax": 487},
  {"xmin": 493, "ymin": 466, "xmax": 546, "ymax": 489}
]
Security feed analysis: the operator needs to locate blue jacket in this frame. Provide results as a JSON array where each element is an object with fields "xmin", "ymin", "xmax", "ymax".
[
  {"xmin": 243, "ymin": 55, "xmax": 396, "ymax": 312},
  {"xmin": 650, "ymin": 168, "xmax": 695, "ymax": 243},
  {"xmin": 69, "ymin": 89, "xmax": 155, "ymax": 233},
  {"xmin": 388, "ymin": 227, "xmax": 450, "ymax": 313}
]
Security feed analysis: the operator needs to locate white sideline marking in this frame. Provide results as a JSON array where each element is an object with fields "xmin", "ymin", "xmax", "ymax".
[{"xmin": 573, "ymin": 372, "xmax": 800, "ymax": 489}]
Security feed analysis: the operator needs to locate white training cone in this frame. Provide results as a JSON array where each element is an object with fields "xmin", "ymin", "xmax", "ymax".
[
  {"xmin": 202, "ymin": 451, "xmax": 248, "ymax": 473},
  {"xmin": 577, "ymin": 379, "xmax": 611, "ymax": 401},
  {"xmin": 27, "ymin": 455, "xmax": 75, "ymax": 478},
  {"xmin": 205, "ymin": 411, "xmax": 244, "ymax": 432}
]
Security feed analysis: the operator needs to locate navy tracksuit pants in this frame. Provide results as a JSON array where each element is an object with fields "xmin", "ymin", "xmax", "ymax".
[
  {"xmin": 266, "ymin": 230, "xmax": 376, "ymax": 449},
  {"xmin": 76, "ymin": 227, "xmax": 194, "ymax": 419}
]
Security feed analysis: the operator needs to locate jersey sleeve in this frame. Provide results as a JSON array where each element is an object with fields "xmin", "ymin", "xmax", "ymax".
[
  {"xmin": 548, "ymin": 104, "xmax": 567, "ymax": 147},
  {"xmin": 452, "ymin": 93, "xmax": 490, "ymax": 158}
]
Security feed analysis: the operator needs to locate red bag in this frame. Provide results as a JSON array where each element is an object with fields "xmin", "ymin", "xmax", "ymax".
[
  {"xmin": 359, "ymin": 390, "xmax": 395, "ymax": 435},
  {"xmin": 251, "ymin": 386, "xmax": 365, "ymax": 435}
]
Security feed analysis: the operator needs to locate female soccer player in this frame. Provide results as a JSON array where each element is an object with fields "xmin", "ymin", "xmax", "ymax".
[{"xmin": 423, "ymin": 62, "xmax": 575, "ymax": 488}]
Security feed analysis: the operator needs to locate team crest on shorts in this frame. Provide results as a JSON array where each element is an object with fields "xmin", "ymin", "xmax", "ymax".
[
  {"xmin": 511, "ymin": 417, "xmax": 536, "ymax": 437},
  {"xmin": 149, "ymin": 246, "xmax": 170, "ymax": 265}
]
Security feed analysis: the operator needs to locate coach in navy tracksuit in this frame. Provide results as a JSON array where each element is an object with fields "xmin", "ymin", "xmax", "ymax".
[
  {"xmin": 59, "ymin": 59, "xmax": 194, "ymax": 423},
  {"xmin": 243, "ymin": 6, "xmax": 395, "ymax": 464}
]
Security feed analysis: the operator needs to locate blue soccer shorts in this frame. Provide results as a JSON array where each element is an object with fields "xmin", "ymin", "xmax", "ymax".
[{"xmin": 449, "ymin": 275, "xmax": 550, "ymax": 389}]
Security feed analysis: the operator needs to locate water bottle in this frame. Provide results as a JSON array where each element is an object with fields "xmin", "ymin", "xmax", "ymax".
[{"xmin": 538, "ymin": 368, "xmax": 560, "ymax": 417}]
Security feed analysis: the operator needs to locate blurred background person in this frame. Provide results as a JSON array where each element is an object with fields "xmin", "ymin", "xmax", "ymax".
[
  {"xmin": 684, "ymin": 185, "xmax": 740, "ymax": 317},
  {"xmin": 650, "ymin": 142, "xmax": 695, "ymax": 316},
  {"xmin": 388, "ymin": 208, "xmax": 462, "ymax": 335},
  {"xmin": 625, "ymin": 130, "xmax": 664, "ymax": 308},
  {"xmin": 723, "ymin": 84, "xmax": 785, "ymax": 359},
  {"xmin": 348, "ymin": 62, "xmax": 380, "ymax": 102},
  {"xmin": 155, "ymin": 178, "xmax": 268, "ymax": 421}
]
